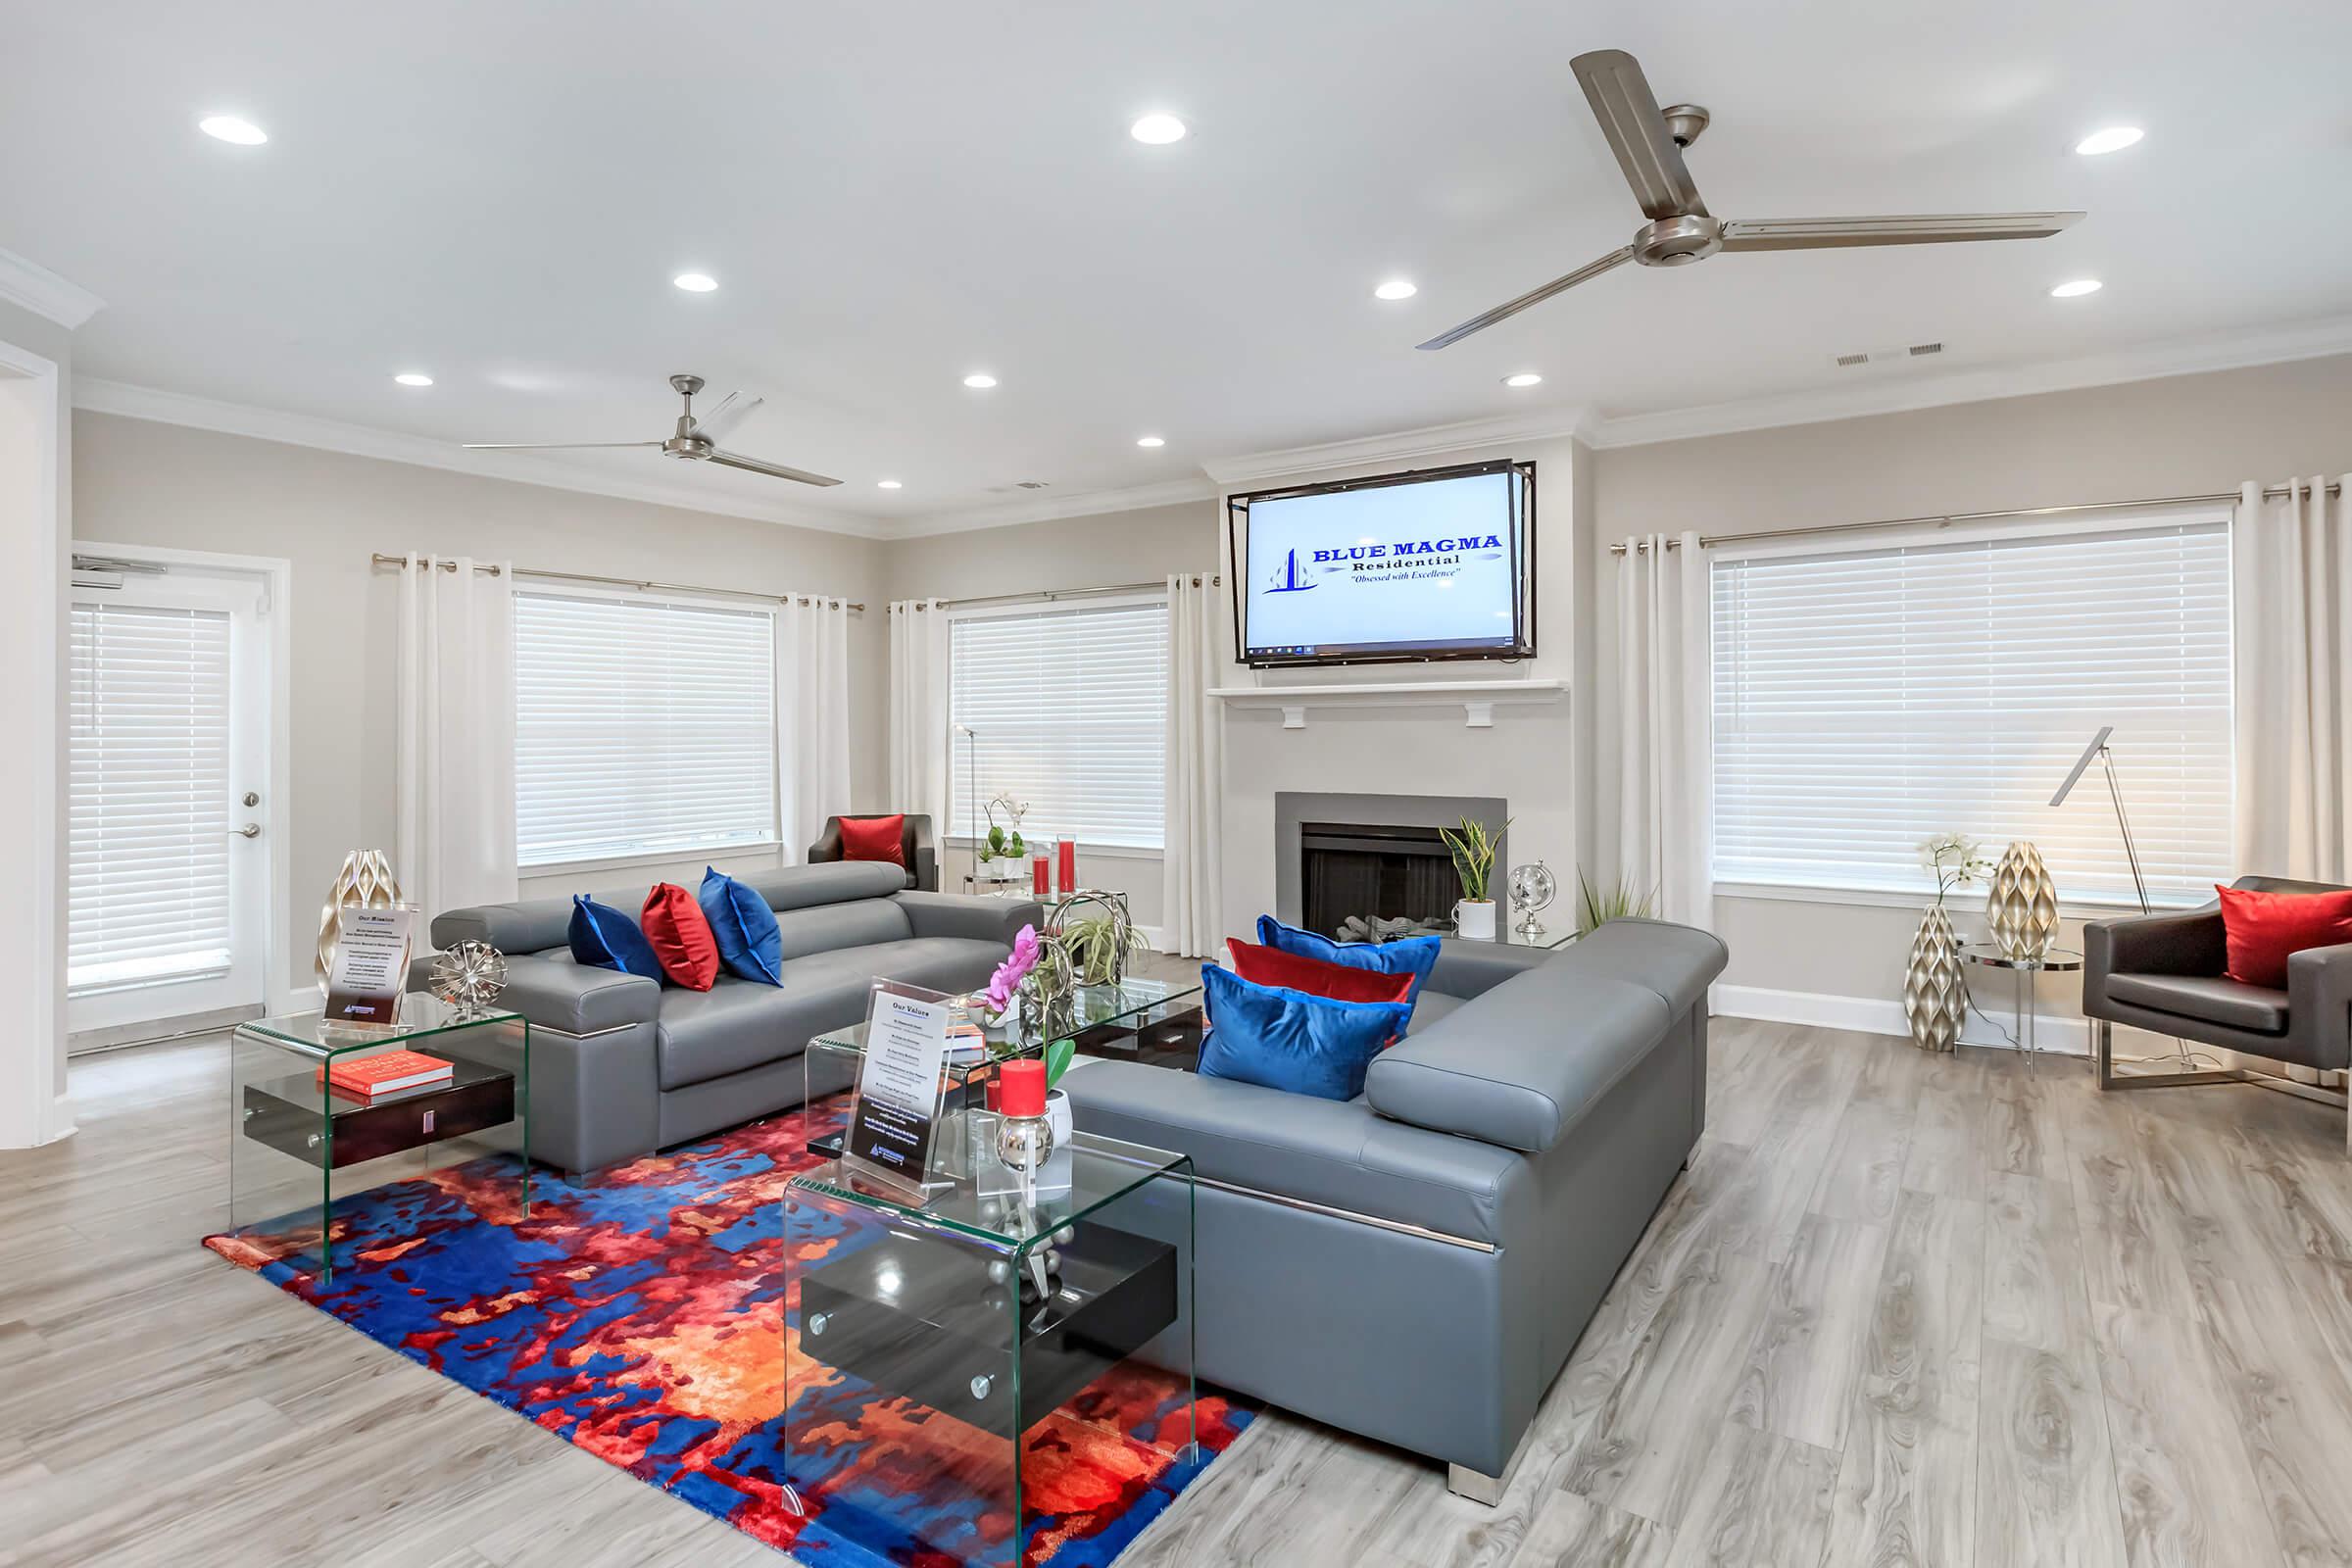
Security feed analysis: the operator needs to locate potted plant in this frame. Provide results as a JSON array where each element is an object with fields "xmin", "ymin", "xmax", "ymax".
[
  {"xmin": 1439, "ymin": 815, "xmax": 1511, "ymax": 941},
  {"xmin": 1040, "ymin": 1034, "xmax": 1077, "ymax": 1144},
  {"xmin": 977, "ymin": 794, "xmax": 1028, "ymax": 882},
  {"xmin": 1061, "ymin": 908, "xmax": 1144, "ymax": 986},
  {"xmin": 1574, "ymin": 870, "xmax": 1658, "ymax": 935}
]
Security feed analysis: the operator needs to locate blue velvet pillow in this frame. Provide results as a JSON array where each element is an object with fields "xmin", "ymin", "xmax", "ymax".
[
  {"xmin": 567, "ymin": 895, "xmax": 665, "ymax": 983},
  {"xmin": 1198, "ymin": 965, "xmax": 1412, "ymax": 1102},
  {"xmin": 698, "ymin": 866, "xmax": 783, "ymax": 985},
  {"xmin": 1255, "ymin": 915, "xmax": 1443, "ymax": 1005}
]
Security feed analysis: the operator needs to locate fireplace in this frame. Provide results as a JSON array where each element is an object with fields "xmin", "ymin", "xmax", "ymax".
[
  {"xmin": 1299, "ymin": 822, "xmax": 1458, "ymax": 938},
  {"xmin": 1274, "ymin": 791, "xmax": 1509, "ymax": 941}
]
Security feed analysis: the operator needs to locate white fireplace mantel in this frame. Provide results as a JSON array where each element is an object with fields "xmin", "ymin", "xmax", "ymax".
[{"xmin": 1209, "ymin": 677, "xmax": 1568, "ymax": 730}]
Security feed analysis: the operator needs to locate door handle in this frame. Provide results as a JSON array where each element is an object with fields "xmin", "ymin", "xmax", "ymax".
[{"xmin": 229, "ymin": 823, "xmax": 261, "ymax": 839}]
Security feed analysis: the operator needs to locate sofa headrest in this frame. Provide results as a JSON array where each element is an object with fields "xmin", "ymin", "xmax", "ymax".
[
  {"xmin": 739, "ymin": 860, "xmax": 911, "ymax": 908},
  {"xmin": 429, "ymin": 859, "xmax": 914, "ymax": 954}
]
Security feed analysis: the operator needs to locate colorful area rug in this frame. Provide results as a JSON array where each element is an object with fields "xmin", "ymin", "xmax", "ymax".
[{"xmin": 204, "ymin": 1097, "xmax": 1249, "ymax": 1566}]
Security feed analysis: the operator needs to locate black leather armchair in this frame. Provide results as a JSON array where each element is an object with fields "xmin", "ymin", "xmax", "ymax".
[
  {"xmin": 2082, "ymin": 875, "xmax": 2352, "ymax": 1098},
  {"xmin": 806, "ymin": 813, "xmax": 938, "ymax": 892}
]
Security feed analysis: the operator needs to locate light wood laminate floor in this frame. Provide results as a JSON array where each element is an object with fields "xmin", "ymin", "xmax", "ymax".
[{"xmin": 7, "ymin": 1015, "xmax": 2352, "ymax": 1567}]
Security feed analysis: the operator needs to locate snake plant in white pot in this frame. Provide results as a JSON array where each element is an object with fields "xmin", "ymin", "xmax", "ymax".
[{"xmin": 1440, "ymin": 815, "xmax": 1510, "ymax": 941}]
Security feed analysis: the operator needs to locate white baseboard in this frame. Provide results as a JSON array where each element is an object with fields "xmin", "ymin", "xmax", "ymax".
[{"xmin": 1713, "ymin": 983, "xmax": 2090, "ymax": 1056}]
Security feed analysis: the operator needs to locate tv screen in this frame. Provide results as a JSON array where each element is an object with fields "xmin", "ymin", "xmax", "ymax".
[{"xmin": 1228, "ymin": 460, "xmax": 1535, "ymax": 667}]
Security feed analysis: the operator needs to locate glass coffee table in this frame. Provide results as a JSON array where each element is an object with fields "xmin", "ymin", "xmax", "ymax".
[
  {"xmin": 225, "ymin": 996, "xmax": 529, "ymax": 1280},
  {"xmin": 780, "ymin": 1129, "xmax": 1197, "ymax": 1568}
]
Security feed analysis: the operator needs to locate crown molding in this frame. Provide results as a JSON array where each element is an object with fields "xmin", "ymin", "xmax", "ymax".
[
  {"xmin": 1585, "ymin": 314, "xmax": 2352, "ymax": 449},
  {"xmin": 883, "ymin": 476, "xmax": 1216, "ymax": 540},
  {"xmin": 0, "ymin": 248, "xmax": 104, "ymax": 330},
  {"xmin": 71, "ymin": 377, "xmax": 878, "ymax": 537},
  {"xmin": 1202, "ymin": 405, "xmax": 1600, "ymax": 489}
]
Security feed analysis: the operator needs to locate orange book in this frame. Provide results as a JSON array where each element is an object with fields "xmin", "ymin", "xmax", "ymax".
[{"xmin": 316, "ymin": 1050, "xmax": 453, "ymax": 1098}]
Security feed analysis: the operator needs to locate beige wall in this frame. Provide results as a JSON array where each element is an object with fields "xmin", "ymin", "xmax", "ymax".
[
  {"xmin": 72, "ymin": 411, "xmax": 889, "ymax": 1003},
  {"xmin": 1590, "ymin": 351, "xmax": 2352, "ymax": 1041}
]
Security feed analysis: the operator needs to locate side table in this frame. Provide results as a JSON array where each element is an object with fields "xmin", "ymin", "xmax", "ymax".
[
  {"xmin": 226, "ymin": 996, "xmax": 529, "ymax": 1280},
  {"xmin": 1957, "ymin": 944, "xmax": 2083, "ymax": 1064}
]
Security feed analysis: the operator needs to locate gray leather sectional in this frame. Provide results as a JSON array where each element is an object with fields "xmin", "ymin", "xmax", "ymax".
[
  {"xmin": 1061, "ymin": 918, "xmax": 1728, "ymax": 1500},
  {"xmin": 429, "ymin": 861, "xmax": 1040, "ymax": 1172}
]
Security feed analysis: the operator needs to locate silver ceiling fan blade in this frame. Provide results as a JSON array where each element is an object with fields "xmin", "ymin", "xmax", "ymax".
[
  {"xmin": 1415, "ymin": 246, "xmax": 1636, "ymax": 350},
  {"xmin": 1719, "ymin": 212, "xmax": 2082, "ymax": 251},
  {"xmin": 461, "ymin": 440, "xmax": 663, "ymax": 451},
  {"xmin": 1571, "ymin": 50, "xmax": 1706, "ymax": 220},
  {"xmin": 704, "ymin": 448, "xmax": 844, "ymax": 487},
  {"xmin": 695, "ymin": 392, "xmax": 763, "ymax": 443}
]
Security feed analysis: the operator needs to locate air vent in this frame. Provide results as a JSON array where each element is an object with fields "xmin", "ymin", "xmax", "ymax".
[{"xmin": 1831, "ymin": 341, "xmax": 1947, "ymax": 369}]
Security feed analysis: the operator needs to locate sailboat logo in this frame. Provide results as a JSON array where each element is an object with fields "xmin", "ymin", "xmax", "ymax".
[{"xmin": 1266, "ymin": 549, "xmax": 1316, "ymax": 593}]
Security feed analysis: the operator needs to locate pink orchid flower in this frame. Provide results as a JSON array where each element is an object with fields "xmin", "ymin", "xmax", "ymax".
[{"xmin": 982, "ymin": 924, "xmax": 1041, "ymax": 1014}]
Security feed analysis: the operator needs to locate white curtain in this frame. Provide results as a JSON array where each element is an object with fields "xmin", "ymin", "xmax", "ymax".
[
  {"xmin": 395, "ymin": 554, "xmax": 516, "ymax": 928},
  {"xmin": 1612, "ymin": 531, "xmax": 1712, "ymax": 929},
  {"xmin": 2234, "ymin": 476, "xmax": 2352, "ymax": 881},
  {"xmin": 1162, "ymin": 571, "xmax": 1228, "ymax": 956},
  {"xmin": 777, "ymin": 596, "xmax": 853, "ymax": 858},
  {"xmin": 888, "ymin": 599, "xmax": 951, "ymax": 837}
]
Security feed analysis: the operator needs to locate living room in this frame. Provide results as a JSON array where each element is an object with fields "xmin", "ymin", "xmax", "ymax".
[{"xmin": 7, "ymin": 5, "xmax": 2352, "ymax": 1566}]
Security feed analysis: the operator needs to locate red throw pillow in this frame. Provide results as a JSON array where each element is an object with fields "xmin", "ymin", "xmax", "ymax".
[
  {"xmin": 837, "ymin": 813, "xmax": 906, "ymax": 868},
  {"xmin": 1228, "ymin": 936, "xmax": 1416, "ymax": 1005},
  {"xmin": 2217, "ymin": 884, "xmax": 2352, "ymax": 989},
  {"xmin": 641, "ymin": 883, "xmax": 720, "ymax": 990}
]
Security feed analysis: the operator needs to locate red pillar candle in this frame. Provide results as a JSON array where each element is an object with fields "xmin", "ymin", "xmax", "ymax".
[
  {"xmin": 1031, "ymin": 855, "xmax": 1049, "ymax": 895},
  {"xmin": 1057, "ymin": 838, "xmax": 1077, "ymax": 895},
  {"xmin": 999, "ymin": 1058, "xmax": 1047, "ymax": 1118}
]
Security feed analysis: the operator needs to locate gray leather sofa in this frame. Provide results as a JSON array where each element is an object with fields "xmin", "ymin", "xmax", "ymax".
[
  {"xmin": 428, "ymin": 862, "xmax": 1040, "ymax": 1172},
  {"xmin": 1061, "ymin": 918, "xmax": 1726, "ymax": 1501}
]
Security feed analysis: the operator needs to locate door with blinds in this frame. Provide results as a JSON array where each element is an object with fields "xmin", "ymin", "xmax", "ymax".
[{"xmin": 69, "ymin": 571, "xmax": 271, "ymax": 1034}]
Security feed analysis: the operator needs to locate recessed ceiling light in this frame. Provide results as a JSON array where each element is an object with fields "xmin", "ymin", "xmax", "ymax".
[
  {"xmin": 393, "ymin": 372, "xmax": 433, "ymax": 387},
  {"xmin": 1502, "ymin": 372, "xmax": 1543, "ymax": 388},
  {"xmin": 199, "ymin": 115, "xmax": 268, "ymax": 146},
  {"xmin": 1129, "ymin": 114, "xmax": 1188, "ymax": 145},
  {"xmin": 876, "ymin": 479, "xmax": 903, "ymax": 490},
  {"xmin": 1374, "ymin": 279, "xmax": 1419, "ymax": 301},
  {"xmin": 672, "ymin": 272, "xmax": 718, "ymax": 293},
  {"xmin": 1136, "ymin": 435, "xmax": 1165, "ymax": 448},
  {"xmin": 2049, "ymin": 277, "xmax": 2104, "ymax": 298},
  {"xmin": 2075, "ymin": 126, "xmax": 2143, "ymax": 156},
  {"xmin": 962, "ymin": 372, "xmax": 998, "ymax": 389}
]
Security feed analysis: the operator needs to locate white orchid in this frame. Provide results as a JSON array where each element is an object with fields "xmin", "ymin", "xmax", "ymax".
[{"xmin": 1916, "ymin": 832, "xmax": 1992, "ymax": 908}]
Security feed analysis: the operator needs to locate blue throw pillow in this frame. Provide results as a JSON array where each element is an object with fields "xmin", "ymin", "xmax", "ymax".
[
  {"xmin": 1255, "ymin": 915, "xmax": 1442, "ymax": 1004},
  {"xmin": 1198, "ymin": 965, "xmax": 1411, "ymax": 1102},
  {"xmin": 567, "ymin": 895, "xmax": 664, "ymax": 983},
  {"xmin": 698, "ymin": 866, "xmax": 783, "ymax": 985}
]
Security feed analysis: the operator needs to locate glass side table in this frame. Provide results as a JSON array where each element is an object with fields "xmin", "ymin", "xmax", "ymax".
[
  {"xmin": 781, "ymin": 1130, "xmax": 1196, "ymax": 1568},
  {"xmin": 1958, "ymin": 944, "xmax": 2083, "ymax": 1063},
  {"xmin": 226, "ymin": 997, "xmax": 529, "ymax": 1281}
]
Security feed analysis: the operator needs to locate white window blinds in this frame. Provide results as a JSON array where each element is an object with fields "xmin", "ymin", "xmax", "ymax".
[
  {"xmin": 514, "ymin": 592, "xmax": 779, "ymax": 866},
  {"xmin": 69, "ymin": 603, "xmax": 235, "ymax": 994},
  {"xmin": 1711, "ymin": 522, "xmax": 2232, "ymax": 906},
  {"xmin": 950, "ymin": 602, "xmax": 1169, "ymax": 851}
]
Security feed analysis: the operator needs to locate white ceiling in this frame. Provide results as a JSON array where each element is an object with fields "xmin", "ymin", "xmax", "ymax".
[{"xmin": 6, "ymin": 0, "xmax": 2349, "ymax": 535}]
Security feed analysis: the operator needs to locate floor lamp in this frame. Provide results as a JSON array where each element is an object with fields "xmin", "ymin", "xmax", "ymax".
[
  {"xmin": 955, "ymin": 722, "xmax": 980, "ymax": 888},
  {"xmin": 2048, "ymin": 724, "xmax": 2150, "ymax": 916}
]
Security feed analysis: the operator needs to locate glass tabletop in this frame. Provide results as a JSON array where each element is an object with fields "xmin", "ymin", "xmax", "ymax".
[
  {"xmin": 809, "ymin": 972, "xmax": 1202, "ymax": 1054},
  {"xmin": 235, "ymin": 994, "xmax": 524, "ymax": 1058},
  {"xmin": 792, "ymin": 1128, "xmax": 1190, "ymax": 1255},
  {"xmin": 1958, "ymin": 943, "xmax": 2084, "ymax": 972}
]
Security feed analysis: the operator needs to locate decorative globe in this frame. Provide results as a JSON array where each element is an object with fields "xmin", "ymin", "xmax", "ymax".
[
  {"xmin": 1507, "ymin": 861, "xmax": 1557, "ymax": 915},
  {"xmin": 429, "ymin": 939, "xmax": 509, "ymax": 1015}
]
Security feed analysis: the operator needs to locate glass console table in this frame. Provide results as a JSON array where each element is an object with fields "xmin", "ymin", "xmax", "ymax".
[
  {"xmin": 780, "ymin": 1130, "xmax": 1198, "ymax": 1568},
  {"xmin": 225, "ymin": 997, "xmax": 529, "ymax": 1280},
  {"xmin": 1958, "ymin": 943, "xmax": 2083, "ymax": 1062}
]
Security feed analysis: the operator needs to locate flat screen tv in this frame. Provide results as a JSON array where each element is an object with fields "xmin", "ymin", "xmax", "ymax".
[{"xmin": 1227, "ymin": 459, "xmax": 1535, "ymax": 668}]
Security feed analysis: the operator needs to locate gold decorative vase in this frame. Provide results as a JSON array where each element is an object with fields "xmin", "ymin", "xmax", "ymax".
[
  {"xmin": 316, "ymin": 850, "xmax": 404, "ymax": 992},
  {"xmin": 1902, "ymin": 905, "xmax": 1965, "ymax": 1054},
  {"xmin": 1984, "ymin": 840, "xmax": 2059, "ymax": 960}
]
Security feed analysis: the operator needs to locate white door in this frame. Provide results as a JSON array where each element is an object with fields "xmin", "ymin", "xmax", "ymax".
[{"xmin": 67, "ymin": 568, "xmax": 272, "ymax": 1034}]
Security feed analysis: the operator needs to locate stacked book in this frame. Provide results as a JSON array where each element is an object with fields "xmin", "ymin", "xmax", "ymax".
[{"xmin": 317, "ymin": 1050, "xmax": 454, "ymax": 1101}]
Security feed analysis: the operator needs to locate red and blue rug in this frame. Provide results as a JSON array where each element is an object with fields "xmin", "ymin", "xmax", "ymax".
[{"xmin": 203, "ymin": 1097, "xmax": 1249, "ymax": 1566}]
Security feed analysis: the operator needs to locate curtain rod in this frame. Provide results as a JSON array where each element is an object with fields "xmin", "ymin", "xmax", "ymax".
[
  {"xmin": 899, "ymin": 575, "xmax": 1219, "ymax": 612},
  {"xmin": 368, "ymin": 553, "xmax": 863, "ymax": 612},
  {"xmin": 1610, "ymin": 480, "xmax": 2344, "ymax": 554}
]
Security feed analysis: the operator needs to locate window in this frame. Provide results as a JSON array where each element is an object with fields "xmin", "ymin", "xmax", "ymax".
[
  {"xmin": 514, "ymin": 591, "xmax": 778, "ymax": 866},
  {"xmin": 68, "ymin": 602, "xmax": 235, "ymax": 993},
  {"xmin": 950, "ymin": 600, "xmax": 1169, "ymax": 851},
  {"xmin": 1711, "ymin": 520, "xmax": 2231, "ymax": 906}
]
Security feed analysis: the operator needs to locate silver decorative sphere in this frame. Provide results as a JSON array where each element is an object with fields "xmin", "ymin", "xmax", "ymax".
[{"xmin": 429, "ymin": 940, "xmax": 509, "ymax": 1014}]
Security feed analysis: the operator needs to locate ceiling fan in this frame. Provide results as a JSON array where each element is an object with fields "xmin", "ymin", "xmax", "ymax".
[
  {"xmin": 1417, "ymin": 49, "xmax": 2082, "ymax": 350},
  {"xmin": 463, "ymin": 373, "xmax": 842, "ymax": 487}
]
